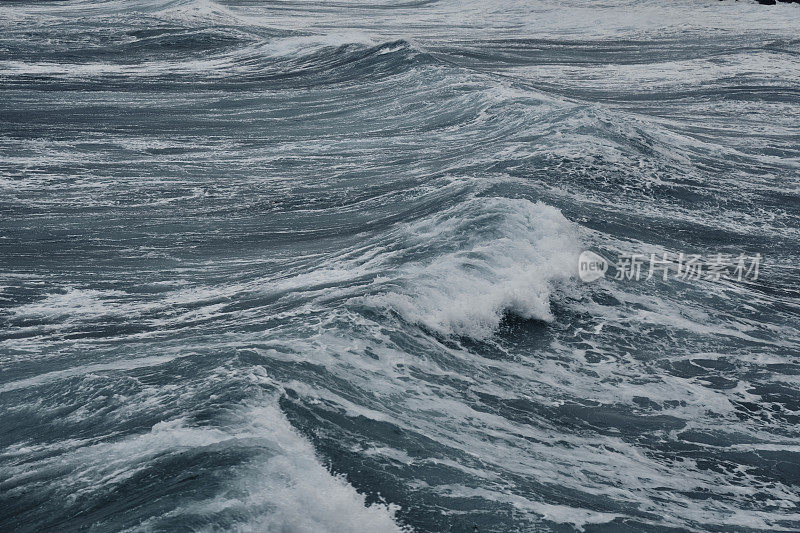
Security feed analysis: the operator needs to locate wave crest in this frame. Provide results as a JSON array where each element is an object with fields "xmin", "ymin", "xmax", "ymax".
[{"xmin": 362, "ymin": 197, "xmax": 580, "ymax": 339}]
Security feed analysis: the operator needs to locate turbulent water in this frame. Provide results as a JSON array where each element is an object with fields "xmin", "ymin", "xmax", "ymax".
[{"xmin": 2, "ymin": 0, "xmax": 800, "ymax": 531}]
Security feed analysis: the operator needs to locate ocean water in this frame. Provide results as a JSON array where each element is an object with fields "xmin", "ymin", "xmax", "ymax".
[{"xmin": 2, "ymin": 0, "xmax": 800, "ymax": 531}]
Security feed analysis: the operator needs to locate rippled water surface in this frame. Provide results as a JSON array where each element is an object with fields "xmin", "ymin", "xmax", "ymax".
[{"xmin": 2, "ymin": 0, "xmax": 800, "ymax": 531}]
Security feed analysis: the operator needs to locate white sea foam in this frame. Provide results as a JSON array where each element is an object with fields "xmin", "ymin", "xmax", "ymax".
[
  {"xmin": 433, "ymin": 485, "xmax": 621, "ymax": 531},
  {"xmin": 2, "ymin": 400, "xmax": 406, "ymax": 532},
  {"xmin": 363, "ymin": 197, "xmax": 580, "ymax": 338},
  {"xmin": 9, "ymin": 288, "xmax": 128, "ymax": 319},
  {"xmin": 158, "ymin": 403, "xmax": 408, "ymax": 533}
]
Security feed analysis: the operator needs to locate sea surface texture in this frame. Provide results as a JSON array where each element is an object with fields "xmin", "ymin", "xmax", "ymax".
[{"xmin": 2, "ymin": 0, "xmax": 800, "ymax": 531}]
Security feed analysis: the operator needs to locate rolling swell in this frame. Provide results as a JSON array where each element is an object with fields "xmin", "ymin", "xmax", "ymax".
[{"xmin": 2, "ymin": 0, "xmax": 800, "ymax": 531}]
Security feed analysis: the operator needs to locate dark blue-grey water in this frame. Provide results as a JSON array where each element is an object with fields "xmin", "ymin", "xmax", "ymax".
[{"xmin": 2, "ymin": 0, "xmax": 800, "ymax": 531}]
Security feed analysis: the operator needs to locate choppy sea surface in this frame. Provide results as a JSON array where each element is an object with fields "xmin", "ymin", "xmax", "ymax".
[{"xmin": 2, "ymin": 0, "xmax": 800, "ymax": 531}]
